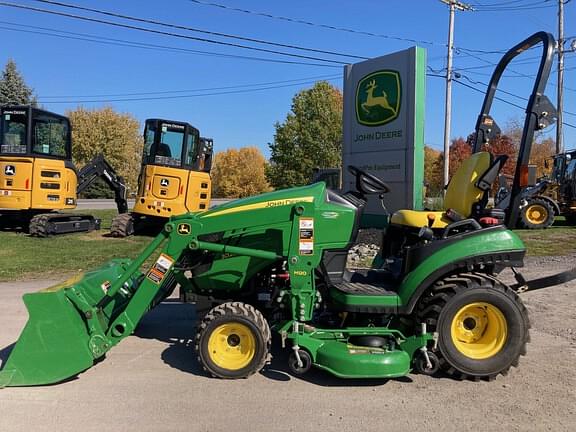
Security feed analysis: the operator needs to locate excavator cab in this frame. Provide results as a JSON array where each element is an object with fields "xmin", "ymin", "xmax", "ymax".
[
  {"xmin": 0, "ymin": 106, "xmax": 74, "ymax": 212},
  {"xmin": 111, "ymin": 119, "xmax": 213, "ymax": 236},
  {"xmin": 0, "ymin": 106, "xmax": 80, "ymax": 232}
]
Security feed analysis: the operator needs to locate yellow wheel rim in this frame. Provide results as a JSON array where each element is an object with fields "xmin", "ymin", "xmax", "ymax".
[
  {"xmin": 450, "ymin": 302, "xmax": 508, "ymax": 360},
  {"xmin": 526, "ymin": 204, "xmax": 548, "ymax": 225},
  {"xmin": 207, "ymin": 323, "xmax": 256, "ymax": 370}
]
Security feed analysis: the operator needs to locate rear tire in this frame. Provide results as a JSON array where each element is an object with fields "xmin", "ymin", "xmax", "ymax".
[
  {"xmin": 417, "ymin": 273, "xmax": 530, "ymax": 380},
  {"xmin": 518, "ymin": 198, "xmax": 554, "ymax": 229},
  {"xmin": 195, "ymin": 302, "xmax": 271, "ymax": 379}
]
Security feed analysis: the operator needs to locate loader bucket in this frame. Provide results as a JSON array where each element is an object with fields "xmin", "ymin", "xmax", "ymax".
[{"xmin": 0, "ymin": 259, "xmax": 142, "ymax": 387}]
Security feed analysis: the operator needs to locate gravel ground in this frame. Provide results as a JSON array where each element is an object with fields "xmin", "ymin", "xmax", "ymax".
[{"xmin": 0, "ymin": 256, "xmax": 575, "ymax": 432}]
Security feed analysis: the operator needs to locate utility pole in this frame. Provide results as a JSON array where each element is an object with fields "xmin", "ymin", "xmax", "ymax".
[
  {"xmin": 556, "ymin": 0, "xmax": 566, "ymax": 154},
  {"xmin": 440, "ymin": 0, "xmax": 473, "ymax": 188}
]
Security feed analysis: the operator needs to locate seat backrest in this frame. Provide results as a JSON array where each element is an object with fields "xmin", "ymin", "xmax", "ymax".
[
  {"xmin": 157, "ymin": 143, "xmax": 172, "ymax": 157},
  {"xmin": 444, "ymin": 152, "xmax": 492, "ymax": 217}
]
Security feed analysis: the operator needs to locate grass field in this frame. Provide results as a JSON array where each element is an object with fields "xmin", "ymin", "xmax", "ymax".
[
  {"xmin": 515, "ymin": 219, "xmax": 576, "ymax": 256},
  {"xmin": 0, "ymin": 210, "xmax": 575, "ymax": 281},
  {"xmin": 0, "ymin": 210, "xmax": 150, "ymax": 282}
]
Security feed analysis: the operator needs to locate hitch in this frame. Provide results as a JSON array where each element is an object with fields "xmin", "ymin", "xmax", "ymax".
[{"xmin": 511, "ymin": 266, "xmax": 576, "ymax": 293}]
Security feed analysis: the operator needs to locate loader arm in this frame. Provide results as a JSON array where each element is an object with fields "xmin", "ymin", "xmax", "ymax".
[{"xmin": 77, "ymin": 153, "xmax": 129, "ymax": 214}]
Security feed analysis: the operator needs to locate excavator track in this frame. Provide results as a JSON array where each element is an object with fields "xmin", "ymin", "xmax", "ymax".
[
  {"xmin": 29, "ymin": 213, "xmax": 101, "ymax": 237},
  {"xmin": 110, "ymin": 213, "xmax": 135, "ymax": 237}
]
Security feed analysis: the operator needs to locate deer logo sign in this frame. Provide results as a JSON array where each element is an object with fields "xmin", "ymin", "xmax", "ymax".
[{"xmin": 356, "ymin": 70, "xmax": 401, "ymax": 127}]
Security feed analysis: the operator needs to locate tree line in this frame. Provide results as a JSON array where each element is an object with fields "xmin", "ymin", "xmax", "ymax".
[{"xmin": 1, "ymin": 59, "xmax": 557, "ymax": 200}]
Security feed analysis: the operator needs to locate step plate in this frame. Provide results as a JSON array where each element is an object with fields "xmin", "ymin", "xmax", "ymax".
[
  {"xmin": 330, "ymin": 281, "xmax": 399, "ymax": 313},
  {"xmin": 333, "ymin": 281, "xmax": 396, "ymax": 296}
]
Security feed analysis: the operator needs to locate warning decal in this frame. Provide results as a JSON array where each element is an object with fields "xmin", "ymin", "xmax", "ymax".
[
  {"xmin": 299, "ymin": 218, "xmax": 314, "ymax": 255},
  {"xmin": 146, "ymin": 253, "xmax": 175, "ymax": 284}
]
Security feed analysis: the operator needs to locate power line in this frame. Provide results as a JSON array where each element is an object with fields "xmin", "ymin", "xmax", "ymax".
[
  {"xmin": 473, "ymin": 1, "xmax": 558, "ymax": 11},
  {"xmin": 0, "ymin": 21, "xmax": 342, "ymax": 68},
  {"xmin": 0, "ymin": 2, "xmax": 349, "ymax": 65},
  {"xmin": 37, "ymin": 73, "xmax": 445, "ymax": 104},
  {"xmin": 39, "ymin": 74, "xmax": 341, "ymax": 98},
  {"xmin": 185, "ymin": 0, "xmax": 440, "ymax": 46},
  {"xmin": 28, "ymin": 0, "xmax": 367, "ymax": 61},
  {"xmin": 455, "ymin": 48, "xmax": 539, "ymax": 79},
  {"xmin": 184, "ymin": 0, "xmax": 507, "ymax": 55},
  {"xmin": 37, "ymin": 77, "xmax": 342, "ymax": 104},
  {"xmin": 453, "ymin": 78, "xmax": 576, "ymax": 129},
  {"xmin": 457, "ymin": 72, "xmax": 576, "ymax": 116},
  {"xmin": 471, "ymin": 0, "xmax": 546, "ymax": 6}
]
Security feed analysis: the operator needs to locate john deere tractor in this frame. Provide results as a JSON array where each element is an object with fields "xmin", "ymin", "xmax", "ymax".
[{"xmin": 0, "ymin": 32, "xmax": 572, "ymax": 387}]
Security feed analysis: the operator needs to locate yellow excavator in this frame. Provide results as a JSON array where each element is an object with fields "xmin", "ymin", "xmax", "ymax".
[
  {"xmin": 110, "ymin": 118, "xmax": 213, "ymax": 236},
  {"xmin": 0, "ymin": 105, "xmax": 128, "ymax": 236}
]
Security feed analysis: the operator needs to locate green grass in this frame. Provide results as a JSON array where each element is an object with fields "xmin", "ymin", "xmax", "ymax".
[
  {"xmin": 1, "ymin": 209, "xmax": 575, "ymax": 282},
  {"xmin": 515, "ymin": 217, "xmax": 576, "ymax": 256},
  {"xmin": 0, "ymin": 210, "xmax": 151, "ymax": 282}
]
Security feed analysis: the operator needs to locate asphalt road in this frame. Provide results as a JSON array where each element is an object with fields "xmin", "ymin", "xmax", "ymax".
[
  {"xmin": 0, "ymin": 258, "xmax": 575, "ymax": 432},
  {"xmin": 76, "ymin": 198, "xmax": 231, "ymax": 210}
]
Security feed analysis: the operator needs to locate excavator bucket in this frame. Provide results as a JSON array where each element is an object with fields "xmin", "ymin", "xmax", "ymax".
[{"xmin": 0, "ymin": 260, "xmax": 143, "ymax": 387}]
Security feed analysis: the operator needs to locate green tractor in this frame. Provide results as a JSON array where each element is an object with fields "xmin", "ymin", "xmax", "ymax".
[{"xmin": 0, "ymin": 32, "xmax": 572, "ymax": 387}]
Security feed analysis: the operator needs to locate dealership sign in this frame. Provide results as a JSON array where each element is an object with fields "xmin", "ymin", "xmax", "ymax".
[{"xmin": 342, "ymin": 47, "xmax": 426, "ymax": 225}]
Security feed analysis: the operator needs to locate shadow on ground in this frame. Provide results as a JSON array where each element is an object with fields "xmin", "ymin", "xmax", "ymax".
[
  {"xmin": 0, "ymin": 343, "xmax": 15, "ymax": 367},
  {"xmin": 134, "ymin": 301, "xmax": 408, "ymax": 387}
]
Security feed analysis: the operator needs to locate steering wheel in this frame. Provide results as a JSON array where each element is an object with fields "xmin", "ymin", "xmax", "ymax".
[{"xmin": 347, "ymin": 165, "xmax": 391, "ymax": 195}]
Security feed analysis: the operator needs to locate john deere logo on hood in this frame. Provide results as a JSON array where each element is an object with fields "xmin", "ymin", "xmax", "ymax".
[{"xmin": 356, "ymin": 70, "xmax": 401, "ymax": 127}]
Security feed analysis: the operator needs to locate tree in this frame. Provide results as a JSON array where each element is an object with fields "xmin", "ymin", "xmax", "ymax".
[
  {"xmin": 0, "ymin": 59, "xmax": 37, "ymax": 106},
  {"xmin": 66, "ymin": 107, "xmax": 143, "ymax": 195},
  {"xmin": 490, "ymin": 121, "xmax": 553, "ymax": 179},
  {"xmin": 481, "ymin": 134, "xmax": 518, "ymax": 178},
  {"xmin": 211, "ymin": 147, "xmax": 271, "ymax": 198},
  {"xmin": 267, "ymin": 81, "xmax": 343, "ymax": 189},
  {"xmin": 449, "ymin": 137, "xmax": 472, "ymax": 178},
  {"xmin": 424, "ymin": 146, "xmax": 443, "ymax": 195}
]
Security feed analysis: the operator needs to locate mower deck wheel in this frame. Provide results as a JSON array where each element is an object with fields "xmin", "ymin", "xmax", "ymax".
[{"xmin": 288, "ymin": 349, "xmax": 312, "ymax": 376}]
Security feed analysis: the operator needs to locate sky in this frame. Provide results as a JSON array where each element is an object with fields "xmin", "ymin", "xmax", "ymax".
[{"xmin": 0, "ymin": 0, "xmax": 575, "ymax": 157}]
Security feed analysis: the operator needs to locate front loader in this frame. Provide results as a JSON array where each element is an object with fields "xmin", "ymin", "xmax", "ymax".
[{"xmin": 1, "ymin": 32, "xmax": 574, "ymax": 387}]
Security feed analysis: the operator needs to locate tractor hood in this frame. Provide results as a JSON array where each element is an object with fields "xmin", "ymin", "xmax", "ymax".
[{"xmin": 199, "ymin": 183, "xmax": 327, "ymax": 219}]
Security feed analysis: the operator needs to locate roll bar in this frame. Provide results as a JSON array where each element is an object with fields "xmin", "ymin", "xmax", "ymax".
[{"xmin": 471, "ymin": 31, "xmax": 557, "ymax": 227}]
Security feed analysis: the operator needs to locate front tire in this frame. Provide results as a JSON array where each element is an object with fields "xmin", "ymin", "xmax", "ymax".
[
  {"xmin": 195, "ymin": 302, "xmax": 271, "ymax": 379},
  {"xmin": 418, "ymin": 273, "xmax": 530, "ymax": 380},
  {"xmin": 518, "ymin": 198, "xmax": 555, "ymax": 229}
]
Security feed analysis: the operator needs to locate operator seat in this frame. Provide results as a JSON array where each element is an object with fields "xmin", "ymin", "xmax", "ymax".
[
  {"xmin": 157, "ymin": 143, "xmax": 172, "ymax": 157},
  {"xmin": 390, "ymin": 152, "xmax": 507, "ymax": 229}
]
